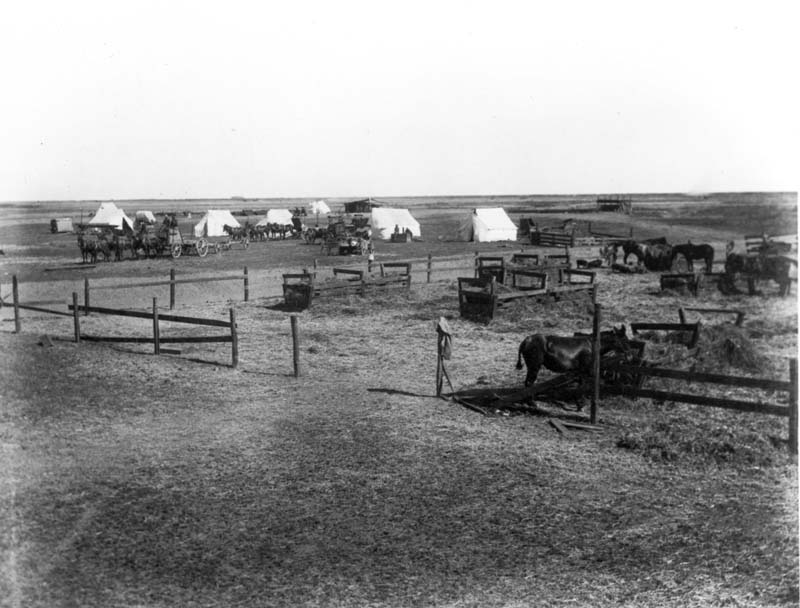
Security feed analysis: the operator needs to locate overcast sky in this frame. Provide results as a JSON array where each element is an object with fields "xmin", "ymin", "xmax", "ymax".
[{"xmin": 0, "ymin": 1, "xmax": 797, "ymax": 201}]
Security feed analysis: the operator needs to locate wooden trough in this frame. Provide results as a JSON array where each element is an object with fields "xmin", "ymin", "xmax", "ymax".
[
  {"xmin": 282, "ymin": 263, "xmax": 412, "ymax": 310},
  {"xmin": 458, "ymin": 266, "xmax": 597, "ymax": 321}
]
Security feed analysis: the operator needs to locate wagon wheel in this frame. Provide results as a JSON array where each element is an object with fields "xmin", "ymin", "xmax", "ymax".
[
  {"xmin": 171, "ymin": 243, "xmax": 182, "ymax": 258},
  {"xmin": 242, "ymin": 237, "xmax": 250, "ymax": 249},
  {"xmin": 195, "ymin": 238, "xmax": 209, "ymax": 257}
]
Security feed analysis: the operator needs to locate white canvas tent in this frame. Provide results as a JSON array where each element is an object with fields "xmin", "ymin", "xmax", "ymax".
[
  {"xmin": 88, "ymin": 202, "xmax": 134, "ymax": 231},
  {"xmin": 370, "ymin": 208, "xmax": 421, "ymax": 240},
  {"xmin": 135, "ymin": 210, "xmax": 156, "ymax": 224},
  {"xmin": 193, "ymin": 210, "xmax": 241, "ymax": 237},
  {"xmin": 454, "ymin": 208, "xmax": 517, "ymax": 242},
  {"xmin": 256, "ymin": 209, "xmax": 294, "ymax": 227},
  {"xmin": 309, "ymin": 200, "xmax": 331, "ymax": 215}
]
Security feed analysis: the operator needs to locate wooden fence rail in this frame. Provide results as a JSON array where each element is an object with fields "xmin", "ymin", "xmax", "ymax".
[
  {"xmin": 599, "ymin": 358, "xmax": 797, "ymax": 453},
  {"xmin": 82, "ymin": 267, "xmax": 249, "ymax": 312},
  {"xmin": 68, "ymin": 298, "xmax": 238, "ymax": 367}
]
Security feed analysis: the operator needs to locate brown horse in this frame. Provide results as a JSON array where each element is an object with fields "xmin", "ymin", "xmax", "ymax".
[
  {"xmin": 671, "ymin": 242, "xmax": 714, "ymax": 272},
  {"xmin": 516, "ymin": 326, "xmax": 628, "ymax": 387}
]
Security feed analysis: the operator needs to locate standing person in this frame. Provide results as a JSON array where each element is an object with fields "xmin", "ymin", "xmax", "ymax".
[{"xmin": 367, "ymin": 240, "xmax": 375, "ymax": 272}]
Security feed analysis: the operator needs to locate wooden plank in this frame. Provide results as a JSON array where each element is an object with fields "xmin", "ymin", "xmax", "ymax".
[
  {"xmin": 602, "ymin": 385, "xmax": 789, "ymax": 416},
  {"xmin": 68, "ymin": 303, "xmax": 231, "ymax": 327},
  {"xmin": 44, "ymin": 265, "xmax": 96, "ymax": 272},
  {"xmin": 15, "ymin": 304, "xmax": 74, "ymax": 317},
  {"xmin": 80, "ymin": 335, "xmax": 232, "ymax": 344},
  {"xmin": 602, "ymin": 363, "xmax": 790, "ymax": 391},
  {"xmin": 561, "ymin": 421, "xmax": 603, "ymax": 432},
  {"xmin": 631, "ymin": 322, "xmax": 698, "ymax": 333},
  {"xmin": 549, "ymin": 419, "xmax": 567, "ymax": 434}
]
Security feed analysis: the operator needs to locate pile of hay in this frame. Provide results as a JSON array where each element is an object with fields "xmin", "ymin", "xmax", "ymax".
[{"xmin": 692, "ymin": 324, "xmax": 770, "ymax": 374}]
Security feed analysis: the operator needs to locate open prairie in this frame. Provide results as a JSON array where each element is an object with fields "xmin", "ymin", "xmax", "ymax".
[{"xmin": 0, "ymin": 192, "xmax": 798, "ymax": 607}]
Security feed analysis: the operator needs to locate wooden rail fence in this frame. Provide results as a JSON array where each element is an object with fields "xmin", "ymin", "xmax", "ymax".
[
  {"xmin": 82, "ymin": 267, "xmax": 250, "ymax": 313},
  {"xmin": 68, "ymin": 297, "xmax": 239, "ymax": 367}
]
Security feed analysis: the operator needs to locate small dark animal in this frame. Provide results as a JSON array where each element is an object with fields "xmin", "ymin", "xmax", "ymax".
[
  {"xmin": 515, "ymin": 325, "xmax": 628, "ymax": 387},
  {"xmin": 671, "ymin": 242, "xmax": 714, "ymax": 272}
]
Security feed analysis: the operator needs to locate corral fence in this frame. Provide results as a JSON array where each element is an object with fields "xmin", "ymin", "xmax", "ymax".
[
  {"xmin": 68, "ymin": 298, "xmax": 239, "ymax": 367},
  {"xmin": 81, "ymin": 267, "xmax": 251, "ymax": 313},
  {"xmin": 1, "ymin": 275, "xmax": 239, "ymax": 367},
  {"xmin": 593, "ymin": 306, "xmax": 798, "ymax": 453}
]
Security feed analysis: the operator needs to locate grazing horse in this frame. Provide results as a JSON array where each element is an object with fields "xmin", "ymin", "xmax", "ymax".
[
  {"xmin": 671, "ymin": 242, "xmax": 714, "ymax": 272},
  {"xmin": 723, "ymin": 241, "xmax": 794, "ymax": 296},
  {"xmin": 516, "ymin": 325, "xmax": 628, "ymax": 387}
]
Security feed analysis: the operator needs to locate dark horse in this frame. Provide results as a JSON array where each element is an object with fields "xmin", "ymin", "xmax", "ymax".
[
  {"xmin": 610, "ymin": 237, "xmax": 668, "ymax": 265},
  {"xmin": 671, "ymin": 242, "xmax": 714, "ymax": 272},
  {"xmin": 516, "ymin": 325, "xmax": 628, "ymax": 387}
]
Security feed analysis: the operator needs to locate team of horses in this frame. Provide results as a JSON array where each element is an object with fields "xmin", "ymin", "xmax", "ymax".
[
  {"xmin": 77, "ymin": 216, "xmax": 177, "ymax": 262},
  {"xmin": 602, "ymin": 238, "xmax": 714, "ymax": 272}
]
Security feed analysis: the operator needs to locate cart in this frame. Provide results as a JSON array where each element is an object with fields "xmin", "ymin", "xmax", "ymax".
[{"xmin": 168, "ymin": 227, "xmax": 209, "ymax": 258}]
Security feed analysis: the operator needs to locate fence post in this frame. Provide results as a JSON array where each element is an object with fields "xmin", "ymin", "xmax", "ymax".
[
  {"xmin": 230, "ymin": 307, "xmax": 239, "ymax": 368},
  {"xmin": 474, "ymin": 251, "xmax": 479, "ymax": 277},
  {"xmin": 72, "ymin": 292, "xmax": 80, "ymax": 343},
  {"xmin": 11, "ymin": 275, "xmax": 20, "ymax": 334},
  {"xmin": 84, "ymin": 277, "xmax": 90, "ymax": 316},
  {"xmin": 243, "ymin": 267, "xmax": 249, "ymax": 302},
  {"xmin": 427, "ymin": 253, "xmax": 432, "ymax": 283},
  {"xmin": 678, "ymin": 307, "xmax": 686, "ymax": 324},
  {"xmin": 313, "ymin": 258, "xmax": 318, "ymax": 272},
  {"xmin": 170, "ymin": 268, "xmax": 176, "ymax": 310},
  {"xmin": 790, "ymin": 358, "xmax": 797, "ymax": 456},
  {"xmin": 152, "ymin": 297, "xmax": 160, "ymax": 355},
  {"xmin": 591, "ymin": 303, "xmax": 602, "ymax": 424},
  {"xmin": 629, "ymin": 226, "xmax": 634, "ymax": 238},
  {"xmin": 12, "ymin": 275, "xmax": 20, "ymax": 333},
  {"xmin": 290, "ymin": 314, "xmax": 300, "ymax": 377}
]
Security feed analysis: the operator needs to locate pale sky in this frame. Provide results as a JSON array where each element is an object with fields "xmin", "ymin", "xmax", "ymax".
[{"xmin": 0, "ymin": 0, "xmax": 797, "ymax": 201}]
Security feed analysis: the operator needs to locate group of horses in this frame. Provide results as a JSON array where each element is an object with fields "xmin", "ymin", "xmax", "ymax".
[
  {"xmin": 225, "ymin": 218, "xmax": 304, "ymax": 242},
  {"xmin": 602, "ymin": 238, "xmax": 714, "ymax": 272},
  {"xmin": 601, "ymin": 235, "xmax": 795, "ymax": 297},
  {"xmin": 76, "ymin": 216, "xmax": 177, "ymax": 263}
]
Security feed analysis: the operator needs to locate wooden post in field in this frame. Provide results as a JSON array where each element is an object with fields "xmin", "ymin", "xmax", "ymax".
[
  {"xmin": 436, "ymin": 329, "xmax": 443, "ymax": 396},
  {"xmin": 169, "ymin": 268, "xmax": 176, "ymax": 310},
  {"xmin": 12, "ymin": 275, "xmax": 20, "ymax": 333},
  {"xmin": 427, "ymin": 253, "xmax": 432, "ymax": 283},
  {"xmin": 629, "ymin": 226, "xmax": 634, "ymax": 238},
  {"xmin": 789, "ymin": 358, "xmax": 797, "ymax": 456},
  {"xmin": 290, "ymin": 314, "xmax": 300, "ymax": 377},
  {"xmin": 474, "ymin": 251, "xmax": 479, "ymax": 277},
  {"xmin": 243, "ymin": 266, "xmax": 249, "ymax": 302},
  {"xmin": 678, "ymin": 307, "xmax": 686, "ymax": 324},
  {"xmin": 230, "ymin": 307, "xmax": 239, "ymax": 368},
  {"xmin": 152, "ymin": 297, "xmax": 160, "ymax": 355},
  {"xmin": 72, "ymin": 292, "xmax": 80, "ymax": 343},
  {"xmin": 313, "ymin": 258, "xmax": 318, "ymax": 271},
  {"xmin": 591, "ymin": 303, "xmax": 602, "ymax": 424},
  {"xmin": 84, "ymin": 277, "xmax": 90, "ymax": 316}
]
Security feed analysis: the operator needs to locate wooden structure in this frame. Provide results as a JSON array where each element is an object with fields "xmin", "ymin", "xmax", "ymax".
[
  {"xmin": 745, "ymin": 233, "xmax": 797, "ymax": 254},
  {"xmin": 457, "ymin": 268, "xmax": 596, "ymax": 321},
  {"xmin": 596, "ymin": 195, "xmax": 633, "ymax": 214},
  {"xmin": 530, "ymin": 229, "xmax": 574, "ymax": 248},
  {"xmin": 282, "ymin": 263, "xmax": 412, "ymax": 310}
]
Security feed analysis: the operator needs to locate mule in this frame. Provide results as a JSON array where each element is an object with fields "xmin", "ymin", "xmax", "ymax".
[
  {"xmin": 671, "ymin": 242, "xmax": 714, "ymax": 272},
  {"xmin": 515, "ymin": 325, "xmax": 628, "ymax": 387}
]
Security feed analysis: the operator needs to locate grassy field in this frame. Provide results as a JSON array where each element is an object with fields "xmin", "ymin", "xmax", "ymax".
[{"xmin": 0, "ymin": 193, "xmax": 798, "ymax": 607}]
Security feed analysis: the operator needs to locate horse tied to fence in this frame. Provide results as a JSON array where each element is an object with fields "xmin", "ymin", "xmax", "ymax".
[{"xmin": 515, "ymin": 325, "xmax": 628, "ymax": 387}]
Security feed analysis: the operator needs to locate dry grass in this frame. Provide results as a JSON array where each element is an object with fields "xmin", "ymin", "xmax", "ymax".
[{"xmin": 1, "ymin": 264, "xmax": 798, "ymax": 607}]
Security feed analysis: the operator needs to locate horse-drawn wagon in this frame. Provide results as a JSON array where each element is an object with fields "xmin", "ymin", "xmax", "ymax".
[{"xmin": 162, "ymin": 215, "xmax": 209, "ymax": 258}]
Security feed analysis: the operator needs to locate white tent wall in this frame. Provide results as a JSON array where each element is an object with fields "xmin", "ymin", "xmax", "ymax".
[
  {"xmin": 370, "ymin": 208, "xmax": 421, "ymax": 240},
  {"xmin": 257, "ymin": 209, "xmax": 294, "ymax": 226},
  {"xmin": 135, "ymin": 210, "xmax": 156, "ymax": 224},
  {"xmin": 309, "ymin": 200, "xmax": 331, "ymax": 215},
  {"xmin": 88, "ymin": 202, "xmax": 134, "ymax": 231},
  {"xmin": 455, "ymin": 208, "xmax": 517, "ymax": 242},
  {"xmin": 193, "ymin": 210, "xmax": 241, "ymax": 237}
]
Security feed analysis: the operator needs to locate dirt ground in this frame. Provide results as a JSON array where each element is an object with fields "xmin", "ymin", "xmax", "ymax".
[{"xmin": 0, "ymin": 194, "xmax": 798, "ymax": 607}]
